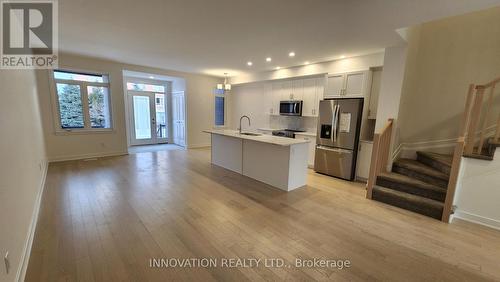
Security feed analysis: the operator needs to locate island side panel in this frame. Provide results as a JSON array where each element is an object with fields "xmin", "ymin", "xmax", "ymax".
[
  {"xmin": 241, "ymin": 140, "xmax": 291, "ymax": 191},
  {"xmin": 287, "ymin": 143, "xmax": 309, "ymax": 190},
  {"xmin": 211, "ymin": 134, "xmax": 243, "ymax": 173}
]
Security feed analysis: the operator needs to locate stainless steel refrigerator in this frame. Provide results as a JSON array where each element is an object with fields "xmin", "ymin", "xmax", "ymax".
[{"xmin": 314, "ymin": 98, "xmax": 364, "ymax": 180}]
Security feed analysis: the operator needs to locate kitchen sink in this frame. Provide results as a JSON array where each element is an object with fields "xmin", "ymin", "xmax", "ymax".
[{"xmin": 240, "ymin": 132, "xmax": 262, "ymax": 136}]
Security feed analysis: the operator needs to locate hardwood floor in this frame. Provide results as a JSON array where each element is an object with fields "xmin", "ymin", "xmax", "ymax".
[{"xmin": 26, "ymin": 148, "xmax": 500, "ymax": 281}]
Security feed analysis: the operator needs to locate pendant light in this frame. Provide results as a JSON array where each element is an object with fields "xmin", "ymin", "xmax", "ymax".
[{"xmin": 217, "ymin": 73, "xmax": 231, "ymax": 92}]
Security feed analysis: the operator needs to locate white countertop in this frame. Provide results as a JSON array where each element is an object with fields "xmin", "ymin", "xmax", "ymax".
[
  {"xmin": 257, "ymin": 128, "xmax": 317, "ymax": 137},
  {"xmin": 294, "ymin": 131, "xmax": 317, "ymax": 137},
  {"xmin": 204, "ymin": 129, "xmax": 310, "ymax": 146}
]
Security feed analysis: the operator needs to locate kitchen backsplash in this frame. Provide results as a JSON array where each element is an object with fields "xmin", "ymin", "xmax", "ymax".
[{"xmin": 269, "ymin": 115, "xmax": 317, "ymax": 133}]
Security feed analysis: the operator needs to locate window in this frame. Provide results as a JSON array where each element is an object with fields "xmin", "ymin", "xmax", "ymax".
[
  {"xmin": 52, "ymin": 70, "xmax": 112, "ymax": 131},
  {"xmin": 126, "ymin": 82, "xmax": 165, "ymax": 93},
  {"xmin": 214, "ymin": 89, "xmax": 225, "ymax": 126}
]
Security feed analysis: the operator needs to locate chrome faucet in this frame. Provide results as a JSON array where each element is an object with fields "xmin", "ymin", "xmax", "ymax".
[{"xmin": 239, "ymin": 115, "xmax": 251, "ymax": 134}]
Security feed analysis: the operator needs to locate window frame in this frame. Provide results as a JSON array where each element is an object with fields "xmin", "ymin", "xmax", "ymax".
[
  {"xmin": 214, "ymin": 90, "xmax": 226, "ymax": 128},
  {"xmin": 49, "ymin": 69, "xmax": 114, "ymax": 134}
]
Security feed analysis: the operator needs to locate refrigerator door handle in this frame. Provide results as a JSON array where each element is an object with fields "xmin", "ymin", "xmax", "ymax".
[
  {"xmin": 335, "ymin": 104, "xmax": 340, "ymax": 140},
  {"xmin": 330, "ymin": 104, "xmax": 336, "ymax": 142},
  {"xmin": 333, "ymin": 105, "xmax": 339, "ymax": 142}
]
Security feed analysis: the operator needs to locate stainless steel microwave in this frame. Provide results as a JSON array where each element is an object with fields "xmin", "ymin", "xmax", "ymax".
[{"xmin": 279, "ymin": 100, "xmax": 303, "ymax": 116}]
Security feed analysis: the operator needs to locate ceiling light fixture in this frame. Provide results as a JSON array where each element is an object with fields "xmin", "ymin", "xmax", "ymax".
[
  {"xmin": 216, "ymin": 73, "xmax": 231, "ymax": 92},
  {"xmin": 276, "ymin": 66, "xmax": 281, "ymax": 70},
  {"xmin": 340, "ymin": 55, "xmax": 346, "ymax": 59},
  {"xmin": 304, "ymin": 61, "xmax": 310, "ymax": 65},
  {"xmin": 247, "ymin": 61, "xmax": 253, "ymax": 66},
  {"xmin": 289, "ymin": 52, "xmax": 295, "ymax": 57},
  {"xmin": 266, "ymin": 57, "xmax": 272, "ymax": 62}
]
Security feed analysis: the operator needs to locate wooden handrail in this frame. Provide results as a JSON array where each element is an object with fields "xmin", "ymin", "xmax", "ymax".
[
  {"xmin": 366, "ymin": 118, "xmax": 394, "ymax": 199},
  {"xmin": 464, "ymin": 76, "xmax": 500, "ymax": 155},
  {"xmin": 443, "ymin": 76, "xmax": 499, "ymax": 222}
]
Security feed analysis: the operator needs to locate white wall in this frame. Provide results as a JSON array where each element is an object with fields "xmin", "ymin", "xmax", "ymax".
[
  {"xmin": 230, "ymin": 52, "xmax": 384, "ymax": 85},
  {"xmin": 453, "ymin": 151, "xmax": 500, "ymax": 230},
  {"xmin": 37, "ymin": 53, "xmax": 222, "ymax": 161},
  {"xmin": 375, "ymin": 45, "xmax": 408, "ymax": 132},
  {"xmin": 396, "ymin": 7, "xmax": 500, "ymax": 148},
  {"xmin": 0, "ymin": 70, "xmax": 47, "ymax": 282}
]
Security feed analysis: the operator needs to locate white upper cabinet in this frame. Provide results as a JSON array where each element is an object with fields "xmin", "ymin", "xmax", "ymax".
[
  {"xmin": 302, "ymin": 77, "xmax": 323, "ymax": 117},
  {"xmin": 263, "ymin": 83, "xmax": 275, "ymax": 115},
  {"xmin": 345, "ymin": 71, "xmax": 365, "ymax": 96},
  {"xmin": 271, "ymin": 82, "xmax": 282, "ymax": 115},
  {"xmin": 326, "ymin": 74, "xmax": 344, "ymax": 97},
  {"xmin": 301, "ymin": 78, "xmax": 316, "ymax": 117},
  {"xmin": 325, "ymin": 70, "xmax": 371, "ymax": 99},
  {"xmin": 263, "ymin": 76, "xmax": 324, "ymax": 117},
  {"xmin": 291, "ymin": 79, "xmax": 304, "ymax": 101}
]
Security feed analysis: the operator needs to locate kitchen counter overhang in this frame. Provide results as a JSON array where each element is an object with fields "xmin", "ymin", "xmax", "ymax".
[{"xmin": 203, "ymin": 130, "xmax": 310, "ymax": 191}]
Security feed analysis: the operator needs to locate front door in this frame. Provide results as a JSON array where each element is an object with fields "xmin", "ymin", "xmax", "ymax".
[{"xmin": 129, "ymin": 91, "xmax": 168, "ymax": 145}]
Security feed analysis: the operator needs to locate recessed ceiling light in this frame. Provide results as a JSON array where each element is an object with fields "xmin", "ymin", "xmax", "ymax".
[
  {"xmin": 340, "ymin": 55, "xmax": 346, "ymax": 59},
  {"xmin": 289, "ymin": 52, "xmax": 295, "ymax": 57},
  {"xmin": 276, "ymin": 66, "xmax": 281, "ymax": 70},
  {"xmin": 247, "ymin": 61, "xmax": 253, "ymax": 66},
  {"xmin": 266, "ymin": 57, "xmax": 272, "ymax": 62},
  {"xmin": 149, "ymin": 76, "xmax": 154, "ymax": 79},
  {"xmin": 304, "ymin": 61, "xmax": 310, "ymax": 65}
]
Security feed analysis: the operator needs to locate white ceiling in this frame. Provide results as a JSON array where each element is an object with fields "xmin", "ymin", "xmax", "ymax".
[{"xmin": 59, "ymin": 0, "xmax": 500, "ymax": 77}]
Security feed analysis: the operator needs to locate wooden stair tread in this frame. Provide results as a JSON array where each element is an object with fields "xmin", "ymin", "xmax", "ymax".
[
  {"xmin": 378, "ymin": 172, "xmax": 447, "ymax": 194},
  {"xmin": 393, "ymin": 159, "xmax": 450, "ymax": 180},
  {"xmin": 416, "ymin": 151, "xmax": 452, "ymax": 167}
]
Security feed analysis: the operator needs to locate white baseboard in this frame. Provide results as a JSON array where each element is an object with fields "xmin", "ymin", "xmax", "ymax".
[
  {"xmin": 16, "ymin": 159, "xmax": 49, "ymax": 282},
  {"xmin": 48, "ymin": 151, "xmax": 128, "ymax": 162},
  {"xmin": 452, "ymin": 210, "xmax": 500, "ymax": 231}
]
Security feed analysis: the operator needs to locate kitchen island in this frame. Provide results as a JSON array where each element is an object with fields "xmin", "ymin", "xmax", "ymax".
[{"xmin": 203, "ymin": 129, "xmax": 310, "ymax": 191}]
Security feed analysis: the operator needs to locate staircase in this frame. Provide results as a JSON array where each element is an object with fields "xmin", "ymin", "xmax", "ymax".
[
  {"xmin": 372, "ymin": 152, "xmax": 452, "ymax": 220},
  {"xmin": 367, "ymin": 76, "xmax": 500, "ymax": 222}
]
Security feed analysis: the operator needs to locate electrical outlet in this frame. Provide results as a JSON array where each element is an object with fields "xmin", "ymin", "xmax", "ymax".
[{"xmin": 4, "ymin": 252, "xmax": 9, "ymax": 274}]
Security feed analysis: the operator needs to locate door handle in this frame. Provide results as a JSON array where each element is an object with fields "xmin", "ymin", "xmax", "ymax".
[{"xmin": 332, "ymin": 105, "xmax": 339, "ymax": 142}]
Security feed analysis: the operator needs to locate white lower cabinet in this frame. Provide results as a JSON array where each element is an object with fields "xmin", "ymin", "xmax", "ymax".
[
  {"xmin": 295, "ymin": 134, "xmax": 316, "ymax": 168},
  {"xmin": 356, "ymin": 141, "xmax": 373, "ymax": 181}
]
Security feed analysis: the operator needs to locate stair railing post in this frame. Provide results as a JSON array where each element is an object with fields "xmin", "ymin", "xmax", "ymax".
[
  {"xmin": 495, "ymin": 114, "xmax": 500, "ymax": 142},
  {"xmin": 366, "ymin": 119, "xmax": 393, "ymax": 199},
  {"xmin": 464, "ymin": 86, "xmax": 485, "ymax": 155},
  {"xmin": 477, "ymin": 85, "xmax": 496, "ymax": 153}
]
